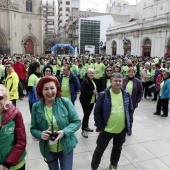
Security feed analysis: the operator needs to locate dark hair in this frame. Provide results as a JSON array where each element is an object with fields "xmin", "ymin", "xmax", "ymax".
[
  {"xmin": 51, "ymin": 59, "xmax": 57, "ymax": 65},
  {"xmin": 43, "ymin": 65, "xmax": 53, "ymax": 75},
  {"xmin": 104, "ymin": 66, "xmax": 112, "ymax": 77},
  {"xmin": 36, "ymin": 76, "xmax": 61, "ymax": 100},
  {"xmin": 155, "ymin": 63, "xmax": 161, "ymax": 68},
  {"xmin": 28, "ymin": 62, "xmax": 40, "ymax": 78}
]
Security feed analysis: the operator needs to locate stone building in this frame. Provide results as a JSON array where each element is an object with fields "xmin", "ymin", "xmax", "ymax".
[
  {"xmin": 0, "ymin": 0, "xmax": 44, "ymax": 55},
  {"xmin": 106, "ymin": 0, "xmax": 170, "ymax": 57}
]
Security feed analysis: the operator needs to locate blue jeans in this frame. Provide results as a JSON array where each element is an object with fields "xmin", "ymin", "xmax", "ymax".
[{"xmin": 47, "ymin": 150, "xmax": 73, "ymax": 170}]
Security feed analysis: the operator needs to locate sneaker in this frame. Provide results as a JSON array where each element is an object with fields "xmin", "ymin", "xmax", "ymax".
[
  {"xmin": 85, "ymin": 127, "xmax": 94, "ymax": 132},
  {"xmin": 81, "ymin": 130, "xmax": 88, "ymax": 138},
  {"xmin": 151, "ymin": 98, "xmax": 157, "ymax": 101},
  {"xmin": 160, "ymin": 114, "xmax": 168, "ymax": 117},
  {"xmin": 153, "ymin": 112, "xmax": 160, "ymax": 115},
  {"xmin": 109, "ymin": 165, "xmax": 117, "ymax": 170}
]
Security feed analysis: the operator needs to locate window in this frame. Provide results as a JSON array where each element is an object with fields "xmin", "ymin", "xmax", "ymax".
[
  {"xmin": 26, "ymin": 0, "xmax": 32, "ymax": 12},
  {"xmin": 66, "ymin": 1, "xmax": 70, "ymax": 5}
]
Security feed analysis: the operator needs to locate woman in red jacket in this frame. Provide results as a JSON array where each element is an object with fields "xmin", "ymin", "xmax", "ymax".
[{"xmin": 0, "ymin": 85, "xmax": 26, "ymax": 170}]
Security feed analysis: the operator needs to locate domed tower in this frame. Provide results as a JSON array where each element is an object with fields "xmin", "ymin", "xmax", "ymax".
[{"xmin": 0, "ymin": 0, "xmax": 43, "ymax": 55}]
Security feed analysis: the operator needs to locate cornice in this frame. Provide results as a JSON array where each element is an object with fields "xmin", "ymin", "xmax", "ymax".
[{"xmin": 0, "ymin": 0, "xmax": 19, "ymax": 11}]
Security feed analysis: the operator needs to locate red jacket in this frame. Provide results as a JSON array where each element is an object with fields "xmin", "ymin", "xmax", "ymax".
[
  {"xmin": 156, "ymin": 74, "xmax": 163, "ymax": 90},
  {"xmin": 1, "ymin": 104, "xmax": 26, "ymax": 165},
  {"xmin": 13, "ymin": 62, "xmax": 26, "ymax": 81}
]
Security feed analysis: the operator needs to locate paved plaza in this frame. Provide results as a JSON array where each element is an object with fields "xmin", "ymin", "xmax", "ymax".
[{"xmin": 17, "ymin": 96, "xmax": 170, "ymax": 170}]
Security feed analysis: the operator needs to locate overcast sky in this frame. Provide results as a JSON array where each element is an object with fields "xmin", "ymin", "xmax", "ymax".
[{"xmin": 80, "ymin": 0, "xmax": 138, "ymax": 12}]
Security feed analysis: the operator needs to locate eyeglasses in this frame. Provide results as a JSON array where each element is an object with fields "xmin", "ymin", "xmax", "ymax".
[
  {"xmin": 0, "ymin": 96, "xmax": 4, "ymax": 100},
  {"xmin": 106, "ymin": 70, "xmax": 112, "ymax": 72}
]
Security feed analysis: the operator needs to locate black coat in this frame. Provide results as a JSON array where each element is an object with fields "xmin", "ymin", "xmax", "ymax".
[
  {"xmin": 79, "ymin": 77, "xmax": 97, "ymax": 104},
  {"xmin": 97, "ymin": 76, "xmax": 110, "ymax": 93}
]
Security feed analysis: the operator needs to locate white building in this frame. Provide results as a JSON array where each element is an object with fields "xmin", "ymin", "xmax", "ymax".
[
  {"xmin": 106, "ymin": 0, "xmax": 170, "ymax": 57},
  {"xmin": 106, "ymin": 0, "xmax": 136, "ymax": 25},
  {"xmin": 57, "ymin": 0, "xmax": 80, "ymax": 31},
  {"xmin": 41, "ymin": 0, "xmax": 56, "ymax": 38},
  {"xmin": 0, "ymin": 0, "xmax": 43, "ymax": 55}
]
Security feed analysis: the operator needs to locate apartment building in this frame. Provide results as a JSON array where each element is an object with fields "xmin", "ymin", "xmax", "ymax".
[{"xmin": 41, "ymin": 0, "xmax": 56, "ymax": 38}]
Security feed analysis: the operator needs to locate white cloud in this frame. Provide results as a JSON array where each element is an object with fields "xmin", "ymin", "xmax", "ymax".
[{"xmin": 80, "ymin": 0, "xmax": 137, "ymax": 12}]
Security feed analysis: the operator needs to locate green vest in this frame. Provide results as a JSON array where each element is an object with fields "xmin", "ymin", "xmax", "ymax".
[{"xmin": 0, "ymin": 120, "xmax": 26, "ymax": 164}]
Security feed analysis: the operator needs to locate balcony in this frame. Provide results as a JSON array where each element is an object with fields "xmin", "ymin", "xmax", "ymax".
[{"xmin": 74, "ymin": 34, "xmax": 79, "ymax": 38}]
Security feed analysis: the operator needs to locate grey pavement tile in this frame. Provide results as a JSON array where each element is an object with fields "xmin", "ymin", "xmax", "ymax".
[
  {"xmin": 73, "ymin": 152, "xmax": 92, "ymax": 170},
  {"xmin": 132, "ymin": 116, "xmax": 158, "ymax": 130},
  {"xmin": 142, "ymin": 139, "xmax": 170, "ymax": 157},
  {"xmin": 27, "ymin": 143, "xmax": 43, "ymax": 160},
  {"xmin": 122, "ymin": 144, "xmax": 156, "ymax": 163},
  {"xmin": 133, "ymin": 158, "xmax": 170, "ymax": 170},
  {"xmin": 117, "ymin": 164, "xmax": 136, "ymax": 170},
  {"xmin": 124, "ymin": 135, "xmax": 139, "ymax": 145},
  {"xmin": 132, "ymin": 126, "xmax": 170, "ymax": 143},
  {"xmin": 28, "ymin": 158, "xmax": 48, "ymax": 170},
  {"xmin": 159, "ymin": 155, "xmax": 170, "ymax": 167},
  {"xmin": 74, "ymin": 138, "xmax": 89, "ymax": 154}
]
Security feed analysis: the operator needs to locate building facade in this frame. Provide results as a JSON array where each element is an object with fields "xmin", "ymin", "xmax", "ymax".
[
  {"xmin": 79, "ymin": 19, "xmax": 100, "ymax": 54},
  {"xmin": 57, "ymin": 0, "xmax": 80, "ymax": 32},
  {"xmin": 106, "ymin": 0, "xmax": 170, "ymax": 57},
  {"xmin": 41, "ymin": 0, "xmax": 56, "ymax": 38},
  {"xmin": 0, "ymin": 0, "xmax": 44, "ymax": 55}
]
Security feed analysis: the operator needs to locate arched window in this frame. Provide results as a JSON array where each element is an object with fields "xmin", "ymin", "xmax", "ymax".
[
  {"xmin": 26, "ymin": 0, "xmax": 32, "ymax": 12},
  {"xmin": 143, "ymin": 38, "xmax": 151, "ymax": 46}
]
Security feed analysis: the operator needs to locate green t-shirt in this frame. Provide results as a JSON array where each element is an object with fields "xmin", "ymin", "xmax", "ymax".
[
  {"xmin": 145, "ymin": 70, "xmax": 153, "ymax": 82},
  {"xmin": 160, "ymin": 81, "xmax": 164, "ymax": 97},
  {"xmin": 125, "ymin": 80, "xmax": 133, "ymax": 96},
  {"xmin": 154, "ymin": 58, "xmax": 159, "ymax": 64},
  {"xmin": 28, "ymin": 74, "xmax": 40, "ymax": 86},
  {"xmin": 106, "ymin": 79, "xmax": 110, "ymax": 88},
  {"xmin": 104, "ymin": 90, "xmax": 125, "ymax": 134},
  {"xmin": 61, "ymin": 77, "xmax": 71, "ymax": 100},
  {"xmin": 90, "ymin": 80, "xmax": 96, "ymax": 104},
  {"xmin": 94, "ymin": 63, "xmax": 105, "ymax": 79},
  {"xmin": 79, "ymin": 67, "xmax": 86, "ymax": 79},
  {"xmin": 122, "ymin": 65, "xmax": 129, "ymax": 77},
  {"xmin": 84, "ymin": 63, "xmax": 94, "ymax": 70},
  {"xmin": 44, "ymin": 106, "xmax": 62, "ymax": 152},
  {"xmin": 0, "ymin": 64, "xmax": 5, "ymax": 78},
  {"xmin": 51, "ymin": 65, "xmax": 58, "ymax": 76}
]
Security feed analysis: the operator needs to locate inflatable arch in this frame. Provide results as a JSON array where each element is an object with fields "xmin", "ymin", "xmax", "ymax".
[{"xmin": 51, "ymin": 44, "xmax": 75, "ymax": 54}]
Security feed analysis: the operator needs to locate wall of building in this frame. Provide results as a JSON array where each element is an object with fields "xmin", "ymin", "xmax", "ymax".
[{"xmin": 0, "ymin": 0, "xmax": 43, "ymax": 55}]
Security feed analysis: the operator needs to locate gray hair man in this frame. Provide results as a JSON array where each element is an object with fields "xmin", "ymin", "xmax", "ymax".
[{"xmin": 91, "ymin": 73, "xmax": 134, "ymax": 170}]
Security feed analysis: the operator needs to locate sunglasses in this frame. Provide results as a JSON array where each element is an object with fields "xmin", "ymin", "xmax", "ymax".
[
  {"xmin": 106, "ymin": 70, "xmax": 112, "ymax": 72},
  {"xmin": 0, "ymin": 96, "xmax": 4, "ymax": 100}
]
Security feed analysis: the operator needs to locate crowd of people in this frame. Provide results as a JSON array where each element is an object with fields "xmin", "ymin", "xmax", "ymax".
[{"xmin": 0, "ymin": 53, "xmax": 170, "ymax": 170}]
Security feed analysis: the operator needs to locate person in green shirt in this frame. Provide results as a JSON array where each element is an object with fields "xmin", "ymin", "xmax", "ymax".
[
  {"xmin": 27, "ymin": 62, "xmax": 41, "ymax": 113},
  {"xmin": 30, "ymin": 76, "xmax": 81, "ymax": 170},
  {"xmin": 94, "ymin": 57, "xmax": 105, "ymax": 79},
  {"xmin": 91, "ymin": 73, "xmax": 134, "ymax": 170}
]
